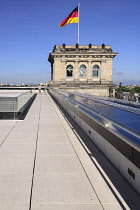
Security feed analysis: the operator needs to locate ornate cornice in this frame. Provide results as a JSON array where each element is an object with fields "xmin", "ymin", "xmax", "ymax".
[
  {"xmin": 53, "ymin": 54, "xmax": 117, "ymax": 59},
  {"xmin": 48, "ymin": 44, "xmax": 118, "ymax": 63}
]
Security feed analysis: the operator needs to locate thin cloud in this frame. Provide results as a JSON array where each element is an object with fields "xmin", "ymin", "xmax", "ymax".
[{"xmin": 115, "ymin": 71, "xmax": 123, "ymax": 75}]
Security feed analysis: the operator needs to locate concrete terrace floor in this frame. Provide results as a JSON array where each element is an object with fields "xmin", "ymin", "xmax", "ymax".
[{"xmin": 0, "ymin": 92, "xmax": 140, "ymax": 210}]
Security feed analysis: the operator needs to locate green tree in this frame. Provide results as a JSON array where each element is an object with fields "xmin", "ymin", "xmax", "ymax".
[
  {"xmin": 122, "ymin": 86, "xmax": 130, "ymax": 92},
  {"xmin": 134, "ymin": 87, "xmax": 140, "ymax": 93},
  {"xmin": 115, "ymin": 86, "xmax": 130, "ymax": 92}
]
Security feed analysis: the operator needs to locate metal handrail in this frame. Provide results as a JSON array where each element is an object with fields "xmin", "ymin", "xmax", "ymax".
[
  {"xmin": 49, "ymin": 88, "xmax": 140, "ymax": 152},
  {"xmin": 53, "ymin": 88, "xmax": 140, "ymax": 114}
]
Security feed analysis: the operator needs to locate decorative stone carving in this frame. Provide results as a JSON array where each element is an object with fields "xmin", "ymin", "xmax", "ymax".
[
  {"xmin": 89, "ymin": 43, "xmax": 92, "ymax": 48},
  {"xmin": 129, "ymin": 88, "xmax": 135, "ymax": 101},
  {"xmin": 102, "ymin": 43, "xmax": 105, "ymax": 49},
  {"xmin": 109, "ymin": 87, "xmax": 113, "ymax": 97},
  {"xmin": 116, "ymin": 82, "xmax": 124, "ymax": 99}
]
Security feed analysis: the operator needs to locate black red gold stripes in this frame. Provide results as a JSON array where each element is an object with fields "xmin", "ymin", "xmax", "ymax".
[{"xmin": 59, "ymin": 6, "xmax": 78, "ymax": 27}]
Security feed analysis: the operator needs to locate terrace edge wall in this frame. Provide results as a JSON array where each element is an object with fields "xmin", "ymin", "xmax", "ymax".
[{"xmin": 49, "ymin": 90, "xmax": 140, "ymax": 195}]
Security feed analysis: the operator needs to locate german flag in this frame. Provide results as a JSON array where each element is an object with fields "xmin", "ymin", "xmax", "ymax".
[{"xmin": 59, "ymin": 6, "xmax": 78, "ymax": 27}]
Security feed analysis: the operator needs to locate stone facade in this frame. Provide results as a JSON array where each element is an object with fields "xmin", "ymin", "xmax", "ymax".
[{"xmin": 48, "ymin": 44, "xmax": 118, "ymax": 96}]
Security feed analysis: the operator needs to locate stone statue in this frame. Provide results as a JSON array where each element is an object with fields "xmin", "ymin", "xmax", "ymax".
[
  {"xmin": 109, "ymin": 87, "xmax": 113, "ymax": 97},
  {"xmin": 129, "ymin": 88, "xmax": 135, "ymax": 101},
  {"xmin": 116, "ymin": 82, "xmax": 124, "ymax": 99}
]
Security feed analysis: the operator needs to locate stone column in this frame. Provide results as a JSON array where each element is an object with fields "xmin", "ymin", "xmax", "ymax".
[
  {"xmin": 51, "ymin": 64, "xmax": 53, "ymax": 81},
  {"xmin": 61, "ymin": 60, "xmax": 66, "ymax": 83},
  {"xmin": 88, "ymin": 60, "xmax": 92, "ymax": 79},
  {"xmin": 53, "ymin": 62, "xmax": 56, "ymax": 81},
  {"xmin": 87, "ymin": 60, "xmax": 92, "ymax": 84},
  {"xmin": 74, "ymin": 58, "xmax": 79, "ymax": 82},
  {"xmin": 100, "ymin": 59, "xmax": 106, "ymax": 84}
]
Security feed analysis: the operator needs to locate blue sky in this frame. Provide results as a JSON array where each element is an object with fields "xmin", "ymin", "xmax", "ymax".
[{"xmin": 0, "ymin": 0, "xmax": 140, "ymax": 85}]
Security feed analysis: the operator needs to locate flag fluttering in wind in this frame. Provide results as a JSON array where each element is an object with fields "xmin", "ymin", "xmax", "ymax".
[{"xmin": 59, "ymin": 6, "xmax": 78, "ymax": 27}]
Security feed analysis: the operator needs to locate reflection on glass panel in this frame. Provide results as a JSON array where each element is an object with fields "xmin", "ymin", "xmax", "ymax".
[
  {"xmin": 92, "ymin": 65, "xmax": 99, "ymax": 77},
  {"xmin": 66, "ymin": 65, "xmax": 73, "ymax": 77},
  {"xmin": 79, "ymin": 65, "xmax": 86, "ymax": 77}
]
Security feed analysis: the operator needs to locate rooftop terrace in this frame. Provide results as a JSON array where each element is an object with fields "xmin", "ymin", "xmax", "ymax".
[{"xmin": 0, "ymin": 93, "xmax": 139, "ymax": 209}]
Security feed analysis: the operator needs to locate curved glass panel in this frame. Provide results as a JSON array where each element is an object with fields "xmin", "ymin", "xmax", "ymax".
[
  {"xmin": 79, "ymin": 65, "xmax": 86, "ymax": 77},
  {"xmin": 66, "ymin": 65, "xmax": 73, "ymax": 77}
]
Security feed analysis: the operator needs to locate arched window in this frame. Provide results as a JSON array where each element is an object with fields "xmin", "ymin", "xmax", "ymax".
[
  {"xmin": 92, "ymin": 65, "xmax": 99, "ymax": 77},
  {"xmin": 66, "ymin": 65, "xmax": 73, "ymax": 77},
  {"xmin": 79, "ymin": 65, "xmax": 86, "ymax": 77}
]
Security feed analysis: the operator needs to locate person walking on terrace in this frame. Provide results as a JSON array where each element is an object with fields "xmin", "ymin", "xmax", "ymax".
[
  {"xmin": 43, "ymin": 86, "xmax": 47, "ymax": 95},
  {"xmin": 38, "ymin": 84, "xmax": 42, "ymax": 94}
]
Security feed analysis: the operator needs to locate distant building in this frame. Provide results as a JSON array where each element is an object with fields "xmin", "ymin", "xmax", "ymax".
[{"xmin": 48, "ymin": 43, "xmax": 118, "ymax": 96}]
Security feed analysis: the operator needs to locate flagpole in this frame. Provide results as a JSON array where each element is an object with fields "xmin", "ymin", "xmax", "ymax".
[{"xmin": 78, "ymin": 3, "xmax": 80, "ymax": 45}]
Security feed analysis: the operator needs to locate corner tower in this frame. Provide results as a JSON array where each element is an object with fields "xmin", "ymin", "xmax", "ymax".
[{"xmin": 48, "ymin": 43, "xmax": 118, "ymax": 96}]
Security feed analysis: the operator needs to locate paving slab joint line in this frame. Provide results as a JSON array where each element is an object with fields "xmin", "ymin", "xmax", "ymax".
[
  {"xmin": 29, "ymin": 95, "xmax": 42, "ymax": 210},
  {"xmin": 0, "ymin": 121, "xmax": 18, "ymax": 147}
]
